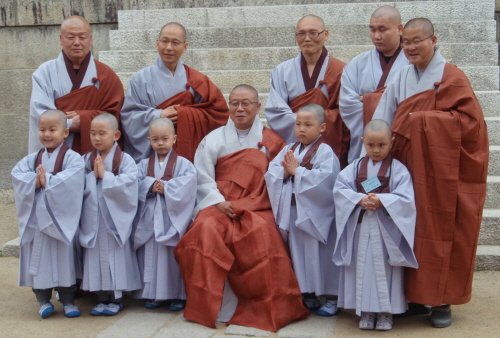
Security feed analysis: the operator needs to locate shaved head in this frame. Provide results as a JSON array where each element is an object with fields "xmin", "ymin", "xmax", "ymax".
[
  {"xmin": 40, "ymin": 109, "xmax": 67, "ymax": 128},
  {"xmin": 149, "ymin": 117, "xmax": 175, "ymax": 134},
  {"xmin": 297, "ymin": 14, "xmax": 325, "ymax": 30},
  {"xmin": 364, "ymin": 119, "xmax": 392, "ymax": 138},
  {"xmin": 230, "ymin": 84, "xmax": 259, "ymax": 102},
  {"xmin": 405, "ymin": 18, "xmax": 434, "ymax": 36},
  {"xmin": 61, "ymin": 15, "xmax": 92, "ymax": 34},
  {"xmin": 159, "ymin": 22, "xmax": 187, "ymax": 41},
  {"xmin": 371, "ymin": 5, "xmax": 402, "ymax": 24},
  {"xmin": 92, "ymin": 113, "xmax": 119, "ymax": 131},
  {"xmin": 298, "ymin": 104, "xmax": 325, "ymax": 124}
]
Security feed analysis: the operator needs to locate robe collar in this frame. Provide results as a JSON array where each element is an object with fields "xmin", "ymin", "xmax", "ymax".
[
  {"xmin": 36, "ymin": 142, "xmax": 69, "ymax": 174},
  {"xmin": 300, "ymin": 46, "xmax": 329, "ymax": 91},
  {"xmin": 376, "ymin": 46, "xmax": 403, "ymax": 89},
  {"xmin": 225, "ymin": 116, "xmax": 263, "ymax": 154},
  {"xmin": 62, "ymin": 51, "xmax": 92, "ymax": 92}
]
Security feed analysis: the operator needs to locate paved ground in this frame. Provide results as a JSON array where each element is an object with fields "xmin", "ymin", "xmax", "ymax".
[{"xmin": 0, "ymin": 257, "xmax": 499, "ymax": 338}]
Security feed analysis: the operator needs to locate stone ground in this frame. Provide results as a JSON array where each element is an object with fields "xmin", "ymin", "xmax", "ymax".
[{"xmin": 1, "ymin": 189, "xmax": 500, "ymax": 337}]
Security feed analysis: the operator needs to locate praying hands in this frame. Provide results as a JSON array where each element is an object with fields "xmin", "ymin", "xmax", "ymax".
[{"xmin": 282, "ymin": 150, "xmax": 299, "ymax": 179}]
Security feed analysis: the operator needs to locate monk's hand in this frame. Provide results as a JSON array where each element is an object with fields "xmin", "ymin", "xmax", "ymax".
[
  {"xmin": 359, "ymin": 95, "xmax": 364, "ymax": 103},
  {"xmin": 94, "ymin": 156, "xmax": 105, "ymax": 179},
  {"xmin": 358, "ymin": 195, "xmax": 374, "ymax": 210},
  {"xmin": 69, "ymin": 114, "xmax": 80, "ymax": 132},
  {"xmin": 367, "ymin": 193, "xmax": 382, "ymax": 210},
  {"xmin": 35, "ymin": 165, "xmax": 42, "ymax": 189},
  {"xmin": 216, "ymin": 201, "xmax": 236, "ymax": 219},
  {"xmin": 38, "ymin": 165, "xmax": 46, "ymax": 188},
  {"xmin": 155, "ymin": 179, "xmax": 165, "ymax": 194},
  {"xmin": 283, "ymin": 150, "xmax": 299, "ymax": 176},
  {"xmin": 66, "ymin": 111, "xmax": 78, "ymax": 118},
  {"xmin": 281, "ymin": 160, "xmax": 291, "ymax": 180},
  {"xmin": 161, "ymin": 106, "xmax": 179, "ymax": 125}
]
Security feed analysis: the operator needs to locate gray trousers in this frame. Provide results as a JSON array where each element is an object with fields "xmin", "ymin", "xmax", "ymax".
[{"xmin": 33, "ymin": 284, "xmax": 78, "ymax": 305}]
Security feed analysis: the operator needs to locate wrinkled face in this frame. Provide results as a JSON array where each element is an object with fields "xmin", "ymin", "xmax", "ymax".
[
  {"xmin": 295, "ymin": 17, "xmax": 329, "ymax": 56},
  {"xmin": 402, "ymin": 25, "xmax": 437, "ymax": 70},
  {"xmin": 156, "ymin": 25, "xmax": 188, "ymax": 71},
  {"xmin": 362, "ymin": 129, "xmax": 393, "ymax": 163},
  {"xmin": 38, "ymin": 115, "xmax": 69, "ymax": 153},
  {"xmin": 59, "ymin": 19, "xmax": 93, "ymax": 64},
  {"xmin": 295, "ymin": 111, "xmax": 326, "ymax": 147},
  {"xmin": 90, "ymin": 120, "xmax": 120, "ymax": 155},
  {"xmin": 228, "ymin": 89, "xmax": 261, "ymax": 130},
  {"xmin": 149, "ymin": 125, "xmax": 177, "ymax": 157},
  {"xmin": 369, "ymin": 15, "xmax": 403, "ymax": 56}
]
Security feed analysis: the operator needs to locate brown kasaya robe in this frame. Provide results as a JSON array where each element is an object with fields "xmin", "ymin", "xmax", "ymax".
[
  {"xmin": 391, "ymin": 63, "xmax": 489, "ymax": 306},
  {"xmin": 289, "ymin": 56, "xmax": 349, "ymax": 168},
  {"xmin": 55, "ymin": 60, "xmax": 124, "ymax": 155},
  {"xmin": 155, "ymin": 65, "xmax": 229, "ymax": 162},
  {"xmin": 174, "ymin": 145, "xmax": 309, "ymax": 332}
]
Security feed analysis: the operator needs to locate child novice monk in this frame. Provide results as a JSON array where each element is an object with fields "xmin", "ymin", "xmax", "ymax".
[
  {"xmin": 333, "ymin": 119, "xmax": 417, "ymax": 331},
  {"xmin": 80, "ymin": 113, "xmax": 141, "ymax": 316},
  {"xmin": 133, "ymin": 118, "xmax": 196, "ymax": 310},
  {"xmin": 12, "ymin": 109, "xmax": 85, "ymax": 319},
  {"xmin": 265, "ymin": 104, "xmax": 341, "ymax": 316}
]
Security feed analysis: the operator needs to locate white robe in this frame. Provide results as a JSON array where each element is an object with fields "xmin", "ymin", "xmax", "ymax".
[
  {"xmin": 264, "ymin": 52, "xmax": 330, "ymax": 143},
  {"xmin": 11, "ymin": 143, "xmax": 84, "ymax": 289},
  {"xmin": 372, "ymin": 48, "xmax": 446, "ymax": 126},
  {"xmin": 333, "ymin": 158, "xmax": 417, "ymax": 315},
  {"xmin": 121, "ymin": 57, "xmax": 202, "ymax": 162},
  {"xmin": 340, "ymin": 47, "xmax": 408, "ymax": 163},
  {"xmin": 265, "ymin": 140, "xmax": 340, "ymax": 296},
  {"xmin": 80, "ymin": 143, "xmax": 141, "ymax": 297},
  {"xmin": 29, "ymin": 52, "xmax": 99, "ymax": 153},
  {"xmin": 133, "ymin": 150, "xmax": 197, "ymax": 300}
]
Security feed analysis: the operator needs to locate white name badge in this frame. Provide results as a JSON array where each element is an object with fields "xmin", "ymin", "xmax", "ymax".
[{"xmin": 361, "ymin": 176, "xmax": 381, "ymax": 193}]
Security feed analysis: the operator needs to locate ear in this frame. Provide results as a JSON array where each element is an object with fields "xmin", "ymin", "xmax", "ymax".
[
  {"xmin": 63, "ymin": 128, "xmax": 70, "ymax": 139},
  {"xmin": 360, "ymin": 136, "xmax": 364, "ymax": 142},
  {"xmin": 173, "ymin": 134, "xmax": 177, "ymax": 144},
  {"xmin": 319, "ymin": 122, "xmax": 327, "ymax": 133},
  {"xmin": 323, "ymin": 29, "xmax": 329, "ymax": 41},
  {"xmin": 59, "ymin": 34, "xmax": 64, "ymax": 46},
  {"xmin": 397, "ymin": 23, "xmax": 404, "ymax": 35},
  {"xmin": 431, "ymin": 35, "xmax": 438, "ymax": 46},
  {"xmin": 390, "ymin": 136, "xmax": 395, "ymax": 148},
  {"xmin": 113, "ymin": 130, "xmax": 121, "ymax": 142}
]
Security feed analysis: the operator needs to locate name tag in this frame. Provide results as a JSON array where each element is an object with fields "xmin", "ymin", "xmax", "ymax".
[{"xmin": 361, "ymin": 176, "xmax": 381, "ymax": 193}]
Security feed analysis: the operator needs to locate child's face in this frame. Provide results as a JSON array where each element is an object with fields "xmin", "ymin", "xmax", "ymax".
[
  {"xmin": 38, "ymin": 115, "xmax": 69, "ymax": 153},
  {"xmin": 361, "ymin": 129, "xmax": 393, "ymax": 163},
  {"xmin": 148, "ymin": 125, "xmax": 177, "ymax": 156},
  {"xmin": 295, "ymin": 111, "xmax": 326, "ymax": 147},
  {"xmin": 90, "ymin": 120, "xmax": 120, "ymax": 154}
]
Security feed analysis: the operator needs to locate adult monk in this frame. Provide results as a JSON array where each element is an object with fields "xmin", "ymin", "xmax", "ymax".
[
  {"xmin": 340, "ymin": 5, "xmax": 408, "ymax": 163},
  {"xmin": 174, "ymin": 85, "xmax": 309, "ymax": 332},
  {"xmin": 265, "ymin": 15, "xmax": 349, "ymax": 167},
  {"xmin": 29, "ymin": 16, "xmax": 124, "ymax": 154},
  {"xmin": 120, "ymin": 22, "xmax": 229, "ymax": 162},
  {"xmin": 373, "ymin": 18, "xmax": 489, "ymax": 328}
]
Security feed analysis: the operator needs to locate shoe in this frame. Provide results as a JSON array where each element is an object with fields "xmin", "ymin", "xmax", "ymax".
[
  {"xmin": 317, "ymin": 300, "xmax": 338, "ymax": 316},
  {"xmin": 359, "ymin": 312, "xmax": 376, "ymax": 330},
  {"xmin": 145, "ymin": 300, "xmax": 165, "ymax": 309},
  {"xmin": 63, "ymin": 304, "xmax": 81, "ymax": 318},
  {"xmin": 394, "ymin": 302, "xmax": 431, "ymax": 318},
  {"xmin": 103, "ymin": 303, "xmax": 123, "ymax": 316},
  {"xmin": 39, "ymin": 302, "xmax": 55, "ymax": 319},
  {"xmin": 303, "ymin": 298, "xmax": 321, "ymax": 311},
  {"xmin": 376, "ymin": 313, "xmax": 393, "ymax": 331},
  {"xmin": 169, "ymin": 300, "xmax": 185, "ymax": 311},
  {"xmin": 90, "ymin": 303, "xmax": 107, "ymax": 316},
  {"xmin": 430, "ymin": 305, "xmax": 452, "ymax": 328}
]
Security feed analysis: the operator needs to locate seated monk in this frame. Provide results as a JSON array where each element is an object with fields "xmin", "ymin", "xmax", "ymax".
[{"xmin": 174, "ymin": 84, "xmax": 309, "ymax": 332}]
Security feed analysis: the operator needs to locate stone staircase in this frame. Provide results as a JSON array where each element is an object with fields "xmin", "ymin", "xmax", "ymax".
[{"xmin": 98, "ymin": 0, "xmax": 500, "ymax": 269}]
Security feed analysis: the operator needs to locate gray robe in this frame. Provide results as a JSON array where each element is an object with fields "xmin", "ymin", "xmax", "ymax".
[
  {"xmin": 340, "ymin": 47, "xmax": 408, "ymax": 163},
  {"xmin": 264, "ymin": 52, "xmax": 330, "ymax": 143},
  {"xmin": 80, "ymin": 143, "xmax": 141, "ymax": 298},
  {"xmin": 265, "ymin": 140, "xmax": 340, "ymax": 296},
  {"xmin": 12, "ymin": 143, "xmax": 84, "ymax": 289},
  {"xmin": 333, "ymin": 158, "xmax": 417, "ymax": 315},
  {"xmin": 133, "ymin": 150, "xmax": 197, "ymax": 300},
  {"xmin": 121, "ymin": 57, "xmax": 202, "ymax": 162}
]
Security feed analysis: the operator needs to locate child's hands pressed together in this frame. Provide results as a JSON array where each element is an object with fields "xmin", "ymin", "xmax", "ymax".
[
  {"xmin": 36, "ymin": 164, "xmax": 46, "ymax": 188},
  {"xmin": 94, "ymin": 156, "xmax": 105, "ymax": 179},
  {"xmin": 358, "ymin": 193, "xmax": 382, "ymax": 211},
  {"xmin": 282, "ymin": 150, "xmax": 299, "ymax": 179},
  {"xmin": 152, "ymin": 178, "xmax": 165, "ymax": 194}
]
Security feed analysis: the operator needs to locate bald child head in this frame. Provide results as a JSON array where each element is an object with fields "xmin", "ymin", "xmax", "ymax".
[
  {"xmin": 149, "ymin": 117, "xmax": 175, "ymax": 135},
  {"xmin": 364, "ymin": 119, "xmax": 392, "ymax": 138},
  {"xmin": 297, "ymin": 104, "xmax": 325, "ymax": 124},
  {"xmin": 92, "ymin": 113, "xmax": 119, "ymax": 131},
  {"xmin": 148, "ymin": 118, "xmax": 177, "ymax": 159},
  {"xmin": 40, "ymin": 109, "xmax": 67, "ymax": 128}
]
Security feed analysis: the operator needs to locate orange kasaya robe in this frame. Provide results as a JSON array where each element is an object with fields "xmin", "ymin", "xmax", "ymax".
[
  {"xmin": 155, "ymin": 65, "xmax": 229, "ymax": 162},
  {"xmin": 174, "ymin": 146, "xmax": 309, "ymax": 332},
  {"xmin": 289, "ymin": 56, "xmax": 350, "ymax": 168},
  {"xmin": 390, "ymin": 63, "xmax": 489, "ymax": 306},
  {"xmin": 55, "ymin": 60, "xmax": 124, "ymax": 155}
]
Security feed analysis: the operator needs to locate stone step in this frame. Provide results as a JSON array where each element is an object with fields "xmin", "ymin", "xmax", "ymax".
[
  {"xmin": 480, "ymin": 209, "xmax": 500, "ymax": 246},
  {"xmin": 489, "ymin": 146, "xmax": 500, "ymax": 176},
  {"xmin": 486, "ymin": 176, "xmax": 500, "ymax": 209},
  {"xmin": 117, "ymin": 1, "xmax": 494, "ymax": 30},
  {"xmin": 486, "ymin": 117, "xmax": 500, "ymax": 146},
  {"xmin": 100, "ymin": 44, "xmax": 499, "ymax": 73},
  {"xmin": 476, "ymin": 245, "xmax": 500, "ymax": 271},
  {"xmin": 109, "ymin": 20, "xmax": 496, "ymax": 51},
  {"xmin": 476, "ymin": 91, "xmax": 500, "ymax": 118}
]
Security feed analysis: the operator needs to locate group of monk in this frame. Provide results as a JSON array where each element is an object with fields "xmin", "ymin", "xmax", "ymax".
[{"xmin": 21, "ymin": 3, "xmax": 488, "ymax": 333}]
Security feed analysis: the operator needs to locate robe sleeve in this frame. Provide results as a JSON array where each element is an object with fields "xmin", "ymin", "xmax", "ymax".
[
  {"xmin": 133, "ymin": 159, "xmax": 156, "ymax": 250},
  {"xmin": 372, "ymin": 70, "xmax": 402, "ymax": 126},
  {"xmin": 264, "ymin": 65, "xmax": 297, "ymax": 142},
  {"xmin": 294, "ymin": 144, "xmax": 340, "ymax": 243}
]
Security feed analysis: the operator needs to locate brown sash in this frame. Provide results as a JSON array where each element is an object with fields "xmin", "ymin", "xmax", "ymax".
[
  {"xmin": 62, "ymin": 51, "xmax": 91, "ymax": 92},
  {"xmin": 146, "ymin": 149, "xmax": 178, "ymax": 181},
  {"xmin": 34, "ymin": 143, "xmax": 70, "ymax": 174},
  {"xmin": 88, "ymin": 145, "xmax": 123, "ymax": 176},
  {"xmin": 301, "ymin": 46, "xmax": 328, "ymax": 91},
  {"xmin": 377, "ymin": 46, "xmax": 402, "ymax": 89}
]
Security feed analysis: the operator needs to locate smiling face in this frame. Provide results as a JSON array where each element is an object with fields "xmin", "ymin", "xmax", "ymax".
[
  {"xmin": 362, "ymin": 129, "xmax": 393, "ymax": 164},
  {"xmin": 369, "ymin": 14, "xmax": 403, "ymax": 57},
  {"xmin": 149, "ymin": 125, "xmax": 177, "ymax": 160},
  {"xmin": 295, "ymin": 16, "xmax": 329, "ymax": 57},
  {"xmin": 59, "ymin": 17, "xmax": 93, "ymax": 67},
  {"xmin": 295, "ymin": 110, "xmax": 326, "ymax": 147},
  {"xmin": 156, "ymin": 24, "xmax": 188, "ymax": 72},
  {"xmin": 402, "ymin": 25, "xmax": 437, "ymax": 70},
  {"xmin": 90, "ymin": 120, "xmax": 120, "ymax": 158},
  {"xmin": 38, "ymin": 115, "xmax": 69, "ymax": 153},
  {"xmin": 228, "ymin": 88, "xmax": 261, "ymax": 130}
]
